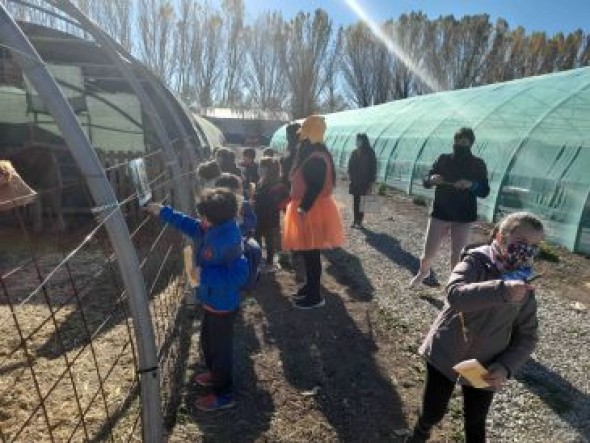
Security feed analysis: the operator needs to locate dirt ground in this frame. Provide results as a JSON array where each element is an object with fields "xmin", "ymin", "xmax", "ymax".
[
  {"xmin": 2, "ymin": 183, "xmax": 589, "ymax": 442},
  {"xmin": 166, "ymin": 189, "xmax": 590, "ymax": 442},
  {"xmin": 166, "ymin": 267, "xmax": 421, "ymax": 442}
]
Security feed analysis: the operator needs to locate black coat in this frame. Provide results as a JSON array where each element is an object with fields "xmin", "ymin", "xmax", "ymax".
[
  {"xmin": 423, "ymin": 153, "xmax": 489, "ymax": 223},
  {"xmin": 348, "ymin": 146, "xmax": 377, "ymax": 195}
]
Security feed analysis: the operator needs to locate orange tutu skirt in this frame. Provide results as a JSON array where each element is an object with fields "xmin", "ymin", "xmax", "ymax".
[{"xmin": 282, "ymin": 196, "xmax": 345, "ymax": 251}]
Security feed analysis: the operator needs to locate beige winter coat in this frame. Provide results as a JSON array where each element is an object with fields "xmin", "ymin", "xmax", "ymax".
[{"xmin": 419, "ymin": 245, "xmax": 538, "ymax": 388}]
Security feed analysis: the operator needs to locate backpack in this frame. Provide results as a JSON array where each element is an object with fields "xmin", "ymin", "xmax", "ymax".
[{"xmin": 242, "ymin": 237, "xmax": 262, "ymax": 291}]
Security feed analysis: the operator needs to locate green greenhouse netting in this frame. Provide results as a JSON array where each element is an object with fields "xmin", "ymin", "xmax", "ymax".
[{"xmin": 270, "ymin": 67, "xmax": 590, "ymax": 255}]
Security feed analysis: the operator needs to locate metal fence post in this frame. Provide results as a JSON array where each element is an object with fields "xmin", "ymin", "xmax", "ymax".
[
  {"xmin": 0, "ymin": 7, "xmax": 163, "ymax": 442},
  {"xmin": 53, "ymin": 0, "xmax": 191, "ymax": 215}
]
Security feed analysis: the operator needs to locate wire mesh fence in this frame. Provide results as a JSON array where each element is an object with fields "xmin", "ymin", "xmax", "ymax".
[
  {"xmin": 0, "ymin": 3, "xmax": 206, "ymax": 440},
  {"xmin": 1, "ymin": 145, "xmax": 196, "ymax": 441}
]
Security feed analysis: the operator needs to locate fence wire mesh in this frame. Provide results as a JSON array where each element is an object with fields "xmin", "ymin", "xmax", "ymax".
[
  {"xmin": 1, "ymin": 143, "xmax": 195, "ymax": 441},
  {"xmin": 0, "ymin": 23, "xmax": 203, "ymax": 443}
]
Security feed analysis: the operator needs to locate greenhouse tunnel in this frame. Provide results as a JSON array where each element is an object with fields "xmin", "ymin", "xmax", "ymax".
[
  {"xmin": 0, "ymin": 21, "xmax": 222, "ymax": 220},
  {"xmin": 271, "ymin": 67, "xmax": 590, "ymax": 255}
]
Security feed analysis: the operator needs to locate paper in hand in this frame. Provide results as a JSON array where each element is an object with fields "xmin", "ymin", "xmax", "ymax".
[
  {"xmin": 128, "ymin": 158, "xmax": 152, "ymax": 207},
  {"xmin": 453, "ymin": 359, "xmax": 490, "ymax": 388}
]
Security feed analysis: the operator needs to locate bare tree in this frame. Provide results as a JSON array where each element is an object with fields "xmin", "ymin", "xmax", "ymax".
[
  {"xmin": 190, "ymin": 5, "xmax": 224, "ymax": 109},
  {"xmin": 422, "ymin": 15, "xmax": 494, "ymax": 90},
  {"xmin": 280, "ymin": 9, "xmax": 337, "ymax": 118},
  {"xmin": 387, "ymin": 12, "xmax": 430, "ymax": 98},
  {"xmin": 556, "ymin": 29, "xmax": 585, "ymax": 71},
  {"xmin": 137, "ymin": 0, "xmax": 176, "ymax": 85},
  {"xmin": 341, "ymin": 22, "xmax": 381, "ymax": 107},
  {"xmin": 319, "ymin": 27, "xmax": 346, "ymax": 112},
  {"xmin": 173, "ymin": 0, "xmax": 197, "ymax": 102},
  {"xmin": 220, "ymin": 0, "xmax": 246, "ymax": 106},
  {"xmin": 96, "ymin": 0, "xmax": 133, "ymax": 51},
  {"xmin": 243, "ymin": 11, "xmax": 287, "ymax": 111}
]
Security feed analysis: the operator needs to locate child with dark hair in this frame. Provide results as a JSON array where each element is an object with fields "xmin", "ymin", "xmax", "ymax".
[
  {"xmin": 197, "ymin": 160, "xmax": 222, "ymax": 190},
  {"xmin": 215, "ymin": 173, "xmax": 262, "ymax": 290},
  {"xmin": 215, "ymin": 173, "xmax": 257, "ymax": 237},
  {"xmin": 240, "ymin": 148, "xmax": 259, "ymax": 190},
  {"xmin": 262, "ymin": 147, "xmax": 276, "ymax": 157},
  {"xmin": 215, "ymin": 148, "xmax": 241, "ymax": 175},
  {"xmin": 254, "ymin": 157, "xmax": 287, "ymax": 273},
  {"xmin": 145, "ymin": 189, "xmax": 249, "ymax": 412}
]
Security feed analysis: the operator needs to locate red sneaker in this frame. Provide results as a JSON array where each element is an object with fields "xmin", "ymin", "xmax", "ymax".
[
  {"xmin": 194, "ymin": 371, "xmax": 214, "ymax": 387},
  {"xmin": 196, "ymin": 393, "xmax": 235, "ymax": 412}
]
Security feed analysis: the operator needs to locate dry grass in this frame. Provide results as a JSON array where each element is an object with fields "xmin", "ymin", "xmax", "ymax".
[{"xmin": 0, "ymin": 223, "xmax": 186, "ymax": 442}]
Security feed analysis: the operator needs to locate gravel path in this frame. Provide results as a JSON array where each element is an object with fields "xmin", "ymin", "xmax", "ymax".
[{"xmin": 332, "ymin": 181, "xmax": 590, "ymax": 443}]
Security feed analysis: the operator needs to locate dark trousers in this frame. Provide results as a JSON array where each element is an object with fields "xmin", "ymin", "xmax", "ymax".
[
  {"xmin": 352, "ymin": 194, "xmax": 364, "ymax": 224},
  {"xmin": 200, "ymin": 310, "xmax": 237, "ymax": 395},
  {"xmin": 414, "ymin": 363, "xmax": 494, "ymax": 443},
  {"xmin": 301, "ymin": 250, "xmax": 322, "ymax": 301},
  {"xmin": 255, "ymin": 226, "xmax": 280, "ymax": 264}
]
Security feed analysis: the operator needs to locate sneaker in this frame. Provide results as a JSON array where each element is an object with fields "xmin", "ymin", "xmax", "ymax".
[
  {"xmin": 293, "ymin": 297, "xmax": 325, "ymax": 309},
  {"xmin": 409, "ymin": 270, "xmax": 431, "ymax": 288},
  {"xmin": 196, "ymin": 393, "xmax": 235, "ymax": 412},
  {"xmin": 194, "ymin": 371, "xmax": 213, "ymax": 387}
]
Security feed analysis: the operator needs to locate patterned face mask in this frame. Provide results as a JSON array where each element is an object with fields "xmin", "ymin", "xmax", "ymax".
[{"xmin": 504, "ymin": 241, "xmax": 539, "ymax": 270}]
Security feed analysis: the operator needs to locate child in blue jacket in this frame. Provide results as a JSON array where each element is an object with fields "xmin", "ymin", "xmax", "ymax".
[{"xmin": 146, "ymin": 188, "xmax": 248, "ymax": 411}]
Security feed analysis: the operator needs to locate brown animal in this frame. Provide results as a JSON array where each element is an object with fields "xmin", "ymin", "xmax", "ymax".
[{"xmin": 1, "ymin": 145, "xmax": 65, "ymax": 231}]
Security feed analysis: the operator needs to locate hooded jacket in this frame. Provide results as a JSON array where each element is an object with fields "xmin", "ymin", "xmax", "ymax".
[
  {"xmin": 419, "ymin": 244, "xmax": 538, "ymax": 388},
  {"xmin": 159, "ymin": 206, "xmax": 249, "ymax": 311}
]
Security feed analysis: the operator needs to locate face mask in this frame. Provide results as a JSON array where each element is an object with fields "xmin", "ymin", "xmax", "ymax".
[
  {"xmin": 453, "ymin": 143, "xmax": 471, "ymax": 158},
  {"xmin": 494, "ymin": 240, "xmax": 538, "ymax": 272}
]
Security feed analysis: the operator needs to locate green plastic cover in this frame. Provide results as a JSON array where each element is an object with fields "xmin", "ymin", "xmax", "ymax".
[{"xmin": 270, "ymin": 67, "xmax": 590, "ymax": 254}]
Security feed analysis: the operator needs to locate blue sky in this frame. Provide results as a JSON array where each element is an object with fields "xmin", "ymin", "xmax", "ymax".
[{"xmin": 240, "ymin": 0, "xmax": 590, "ymax": 35}]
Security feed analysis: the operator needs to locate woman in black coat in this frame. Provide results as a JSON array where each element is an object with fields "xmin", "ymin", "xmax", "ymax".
[{"xmin": 347, "ymin": 133, "xmax": 377, "ymax": 228}]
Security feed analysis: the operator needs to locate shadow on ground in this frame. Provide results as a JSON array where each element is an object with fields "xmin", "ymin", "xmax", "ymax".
[
  {"xmin": 517, "ymin": 359, "xmax": 590, "ymax": 440},
  {"xmin": 252, "ymin": 274, "xmax": 408, "ymax": 441},
  {"xmin": 323, "ymin": 247, "xmax": 374, "ymax": 301},
  {"xmin": 181, "ymin": 303, "xmax": 274, "ymax": 441},
  {"xmin": 360, "ymin": 227, "xmax": 441, "ymax": 287}
]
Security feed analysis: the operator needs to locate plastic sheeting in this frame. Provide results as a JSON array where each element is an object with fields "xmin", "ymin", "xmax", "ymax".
[
  {"xmin": 1, "ymin": 64, "xmax": 145, "ymax": 153},
  {"xmin": 270, "ymin": 67, "xmax": 590, "ymax": 254}
]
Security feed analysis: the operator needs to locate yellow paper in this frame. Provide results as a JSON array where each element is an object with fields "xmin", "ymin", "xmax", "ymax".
[
  {"xmin": 452, "ymin": 359, "xmax": 490, "ymax": 388},
  {"xmin": 183, "ymin": 245, "xmax": 198, "ymax": 288}
]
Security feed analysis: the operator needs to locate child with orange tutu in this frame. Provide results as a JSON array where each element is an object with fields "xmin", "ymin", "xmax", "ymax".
[{"xmin": 283, "ymin": 115, "xmax": 344, "ymax": 309}]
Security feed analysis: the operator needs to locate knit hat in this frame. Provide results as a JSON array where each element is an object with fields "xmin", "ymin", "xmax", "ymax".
[{"xmin": 297, "ymin": 115, "xmax": 326, "ymax": 144}]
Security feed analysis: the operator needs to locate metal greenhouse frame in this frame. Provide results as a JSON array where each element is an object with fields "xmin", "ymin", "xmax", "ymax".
[
  {"xmin": 0, "ymin": 2, "xmax": 215, "ymax": 441},
  {"xmin": 271, "ymin": 67, "xmax": 590, "ymax": 254}
]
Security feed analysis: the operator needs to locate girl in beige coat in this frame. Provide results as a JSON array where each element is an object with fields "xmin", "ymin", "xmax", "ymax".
[{"xmin": 408, "ymin": 212, "xmax": 544, "ymax": 443}]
